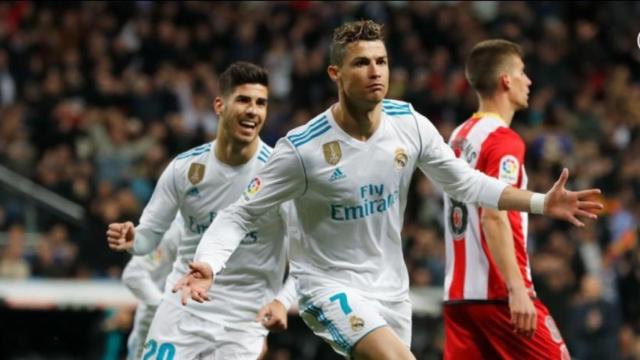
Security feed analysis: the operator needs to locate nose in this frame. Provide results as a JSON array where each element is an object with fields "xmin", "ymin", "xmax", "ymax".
[
  {"xmin": 369, "ymin": 63, "xmax": 381, "ymax": 79},
  {"xmin": 246, "ymin": 103, "xmax": 257, "ymax": 117}
]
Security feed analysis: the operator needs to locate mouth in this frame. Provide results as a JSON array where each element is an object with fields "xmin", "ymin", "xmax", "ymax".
[
  {"xmin": 367, "ymin": 83, "xmax": 385, "ymax": 91},
  {"xmin": 239, "ymin": 119, "xmax": 258, "ymax": 130}
]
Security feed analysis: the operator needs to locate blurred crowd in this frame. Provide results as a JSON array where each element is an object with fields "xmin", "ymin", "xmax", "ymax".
[{"xmin": 0, "ymin": 1, "xmax": 639, "ymax": 359}]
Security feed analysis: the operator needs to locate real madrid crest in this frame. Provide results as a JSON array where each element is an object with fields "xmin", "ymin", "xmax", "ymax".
[
  {"xmin": 394, "ymin": 148, "xmax": 408, "ymax": 169},
  {"xmin": 349, "ymin": 315, "xmax": 365, "ymax": 332},
  {"xmin": 188, "ymin": 163, "xmax": 205, "ymax": 185},
  {"xmin": 323, "ymin": 141, "xmax": 342, "ymax": 165}
]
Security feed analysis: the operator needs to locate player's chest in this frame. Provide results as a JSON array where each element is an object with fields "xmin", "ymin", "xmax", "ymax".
[
  {"xmin": 305, "ymin": 139, "xmax": 415, "ymax": 202},
  {"xmin": 178, "ymin": 163, "xmax": 254, "ymax": 216}
]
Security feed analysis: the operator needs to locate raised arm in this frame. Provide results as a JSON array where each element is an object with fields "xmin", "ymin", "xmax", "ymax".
[
  {"xmin": 106, "ymin": 160, "xmax": 180, "ymax": 255},
  {"xmin": 413, "ymin": 110, "xmax": 601, "ymax": 223}
]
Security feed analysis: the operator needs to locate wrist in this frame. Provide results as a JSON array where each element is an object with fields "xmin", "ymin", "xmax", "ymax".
[{"xmin": 530, "ymin": 193, "xmax": 546, "ymax": 215}]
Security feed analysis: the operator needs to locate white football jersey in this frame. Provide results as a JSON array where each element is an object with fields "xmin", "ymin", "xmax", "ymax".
[
  {"xmin": 196, "ymin": 100, "xmax": 507, "ymax": 302},
  {"xmin": 137, "ymin": 139, "xmax": 290, "ymax": 330}
]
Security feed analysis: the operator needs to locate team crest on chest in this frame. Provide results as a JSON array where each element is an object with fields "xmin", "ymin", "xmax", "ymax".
[
  {"xmin": 188, "ymin": 163, "xmax": 205, "ymax": 185},
  {"xmin": 323, "ymin": 141, "xmax": 342, "ymax": 165},
  {"xmin": 394, "ymin": 148, "xmax": 408, "ymax": 169}
]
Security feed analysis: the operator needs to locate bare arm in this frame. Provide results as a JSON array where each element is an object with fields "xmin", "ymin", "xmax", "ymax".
[{"xmin": 481, "ymin": 208, "xmax": 536, "ymax": 338}]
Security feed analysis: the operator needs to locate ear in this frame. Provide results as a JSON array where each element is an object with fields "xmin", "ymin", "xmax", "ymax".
[
  {"xmin": 213, "ymin": 97, "xmax": 224, "ymax": 116},
  {"xmin": 327, "ymin": 65, "xmax": 340, "ymax": 82},
  {"xmin": 500, "ymin": 73, "xmax": 511, "ymax": 91}
]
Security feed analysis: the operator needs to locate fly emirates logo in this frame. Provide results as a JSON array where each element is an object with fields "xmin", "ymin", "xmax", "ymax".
[{"xmin": 330, "ymin": 184, "xmax": 400, "ymax": 221}]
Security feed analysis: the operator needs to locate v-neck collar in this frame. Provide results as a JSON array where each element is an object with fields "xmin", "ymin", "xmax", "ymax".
[{"xmin": 325, "ymin": 106, "xmax": 386, "ymax": 147}]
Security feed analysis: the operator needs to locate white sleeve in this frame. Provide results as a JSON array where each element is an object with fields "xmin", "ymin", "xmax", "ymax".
[
  {"xmin": 194, "ymin": 138, "xmax": 306, "ymax": 273},
  {"xmin": 413, "ymin": 109, "xmax": 507, "ymax": 208},
  {"xmin": 132, "ymin": 159, "xmax": 181, "ymax": 255},
  {"xmin": 275, "ymin": 275, "xmax": 297, "ymax": 310},
  {"xmin": 122, "ymin": 215, "xmax": 181, "ymax": 305}
]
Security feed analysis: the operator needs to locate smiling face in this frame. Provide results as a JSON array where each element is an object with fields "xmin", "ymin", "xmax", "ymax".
[
  {"xmin": 328, "ymin": 40, "xmax": 389, "ymax": 105},
  {"xmin": 214, "ymin": 83, "xmax": 268, "ymax": 145}
]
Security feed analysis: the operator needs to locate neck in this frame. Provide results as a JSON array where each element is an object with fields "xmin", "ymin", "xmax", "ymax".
[
  {"xmin": 215, "ymin": 132, "xmax": 259, "ymax": 166},
  {"xmin": 332, "ymin": 93, "xmax": 382, "ymax": 141},
  {"xmin": 477, "ymin": 96, "xmax": 515, "ymax": 127}
]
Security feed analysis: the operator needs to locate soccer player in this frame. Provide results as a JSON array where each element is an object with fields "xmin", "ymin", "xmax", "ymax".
[
  {"xmin": 442, "ymin": 39, "xmax": 572, "ymax": 359},
  {"xmin": 106, "ymin": 61, "xmax": 296, "ymax": 359},
  {"xmin": 122, "ymin": 214, "xmax": 181, "ymax": 360},
  {"xmin": 176, "ymin": 21, "xmax": 601, "ymax": 360}
]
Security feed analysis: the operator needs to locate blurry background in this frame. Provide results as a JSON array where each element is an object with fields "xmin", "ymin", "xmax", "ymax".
[{"xmin": 0, "ymin": 1, "xmax": 639, "ymax": 359}]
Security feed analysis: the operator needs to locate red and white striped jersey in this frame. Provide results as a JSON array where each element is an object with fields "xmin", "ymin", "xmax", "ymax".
[{"xmin": 443, "ymin": 112, "xmax": 534, "ymax": 301}]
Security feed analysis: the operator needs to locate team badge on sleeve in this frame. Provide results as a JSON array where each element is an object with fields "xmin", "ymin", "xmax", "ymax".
[
  {"xmin": 323, "ymin": 141, "xmax": 342, "ymax": 165},
  {"xmin": 244, "ymin": 177, "xmax": 262, "ymax": 199},
  {"xmin": 498, "ymin": 155, "xmax": 519, "ymax": 185},
  {"xmin": 188, "ymin": 163, "xmax": 205, "ymax": 185}
]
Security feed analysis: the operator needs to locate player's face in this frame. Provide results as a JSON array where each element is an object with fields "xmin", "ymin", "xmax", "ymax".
[
  {"xmin": 506, "ymin": 56, "xmax": 532, "ymax": 109},
  {"xmin": 331, "ymin": 40, "xmax": 389, "ymax": 104},
  {"xmin": 215, "ymin": 83, "xmax": 268, "ymax": 144}
]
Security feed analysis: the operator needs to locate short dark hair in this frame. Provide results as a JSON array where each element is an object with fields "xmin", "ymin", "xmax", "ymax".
[
  {"xmin": 219, "ymin": 61, "xmax": 268, "ymax": 96},
  {"xmin": 330, "ymin": 20, "xmax": 384, "ymax": 66},
  {"xmin": 466, "ymin": 39, "xmax": 523, "ymax": 97}
]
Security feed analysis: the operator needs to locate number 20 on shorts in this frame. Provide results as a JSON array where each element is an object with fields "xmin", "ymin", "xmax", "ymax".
[{"xmin": 143, "ymin": 340, "xmax": 175, "ymax": 360}]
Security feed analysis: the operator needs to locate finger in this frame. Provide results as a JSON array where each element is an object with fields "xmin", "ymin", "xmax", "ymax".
[
  {"xmin": 172, "ymin": 277, "xmax": 187, "ymax": 293},
  {"xmin": 552, "ymin": 168, "xmax": 569, "ymax": 190},
  {"xmin": 528, "ymin": 313, "xmax": 537, "ymax": 338},
  {"xmin": 124, "ymin": 222, "xmax": 134, "ymax": 236},
  {"xmin": 195, "ymin": 288, "xmax": 210, "ymax": 302},
  {"xmin": 108, "ymin": 223, "xmax": 122, "ymax": 231},
  {"xmin": 575, "ymin": 189, "xmax": 601, "ymax": 199},
  {"xmin": 106, "ymin": 230, "xmax": 123, "ymax": 238},
  {"xmin": 256, "ymin": 307, "xmax": 269, "ymax": 322},
  {"xmin": 577, "ymin": 200, "xmax": 604, "ymax": 211},
  {"xmin": 568, "ymin": 215, "xmax": 584, "ymax": 227},
  {"xmin": 181, "ymin": 286, "xmax": 192, "ymax": 305},
  {"xmin": 575, "ymin": 209, "xmax": 598, "ymax": 220}
]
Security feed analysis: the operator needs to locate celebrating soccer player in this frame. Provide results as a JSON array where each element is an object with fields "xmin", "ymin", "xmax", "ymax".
[
  {"xmin": 106, "ymin": 62, "xmax": 295, "ymax": 359},
  {"xmin": 177, "ymin": 21, "xmax": 601, "ymax": 359}
]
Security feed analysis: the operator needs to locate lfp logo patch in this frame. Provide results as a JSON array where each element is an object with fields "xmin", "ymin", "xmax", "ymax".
[
  {"xmin": 245, "ymin": 177, "xmax": 262, "ymax": 198},
  {"xmin": 498, "ymin": 155, "xmax": 519, "ymax": 185}
]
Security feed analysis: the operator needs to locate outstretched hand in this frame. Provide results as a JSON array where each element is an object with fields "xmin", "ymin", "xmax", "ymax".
[
  {"xmin": 256, "ymin": 299, "xmax": 288, "ymax": 332},
  {"xmin": 172, "ymin": 262, "xmax": 214, "ymax": 305},
  {"xmin": 544, "ymin": 168, "xmax": 602, "ymax": 227},
  {"xmin": 106, "ymin": 221, "xmax": 135, "ymax": 251}
]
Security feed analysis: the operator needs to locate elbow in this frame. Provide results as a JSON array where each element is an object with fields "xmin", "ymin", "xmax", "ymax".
[
  {"xmin": 480, "ymin": 209, "xmax": 506, "ymax": 229},
  {"xmin": 121, "ymin": 267, "xmax": 140, "ymax": 289}
]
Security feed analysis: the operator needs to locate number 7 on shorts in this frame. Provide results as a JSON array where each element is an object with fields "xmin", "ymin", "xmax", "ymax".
[{"xmin": 330, "ymin": 292, "xmax": 352, "ymax": 315}]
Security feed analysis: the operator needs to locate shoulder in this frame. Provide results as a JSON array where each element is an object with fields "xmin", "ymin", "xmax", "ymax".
[
  {"xmin": 169, "ymin": 142, "xmax": 214, "ymax": 178},
  {"xmin": 174, "ymin": 142, "xmax": 213, "ymax": 164},
  {"xmin": 381, "ymin": 99, "xmax": 413, "ymax": 116},
  {"xmin": 484, "ymin": 125, "xmax": 524, "ymax": 148},
  {"xmin": 285, "ymin": 112, "xmax": 332, "ymax": 149},
  {"xmin": 257, "ymin": 141, "xmax": 273, "ymax": 165}
]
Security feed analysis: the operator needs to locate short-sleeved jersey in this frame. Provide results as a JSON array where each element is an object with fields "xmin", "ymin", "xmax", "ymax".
[
  {"xmin": 137, "ymin": 139, "xmax": 289, "ymax": 331},
  {"xmin": 443, "ymin": 113, "xmax": 534, "ymax": 301},
  {"xmin": 196, "ymin": 100, "xmax": 508, "ymax": 302}
]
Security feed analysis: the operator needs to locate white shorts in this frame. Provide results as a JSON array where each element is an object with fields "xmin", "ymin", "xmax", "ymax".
[
  {"xmin": 127, "ymin": 304, "xmax": 157, "ymax": 360},
  {"xmin": 143, "ymin": 300, "xmax": 265, "ymax": 360},
  {"xmin": 298, "ymin": 287, "xmax": 412, "ymax": 358}
]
